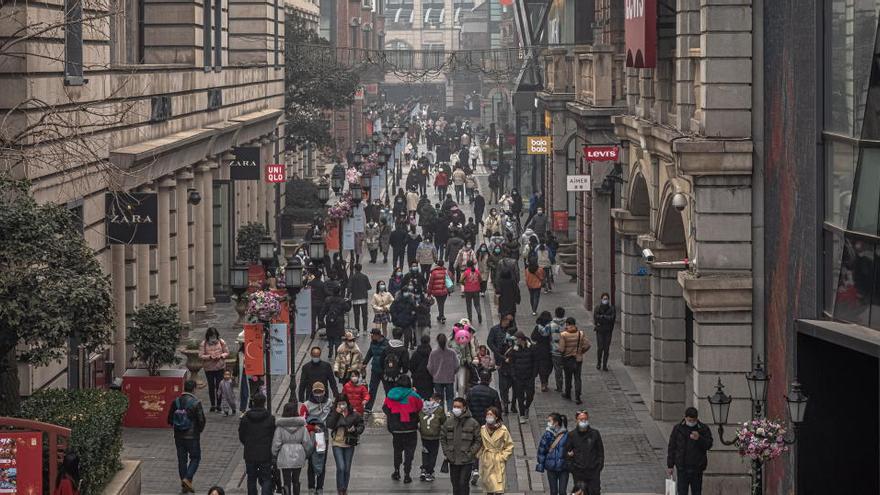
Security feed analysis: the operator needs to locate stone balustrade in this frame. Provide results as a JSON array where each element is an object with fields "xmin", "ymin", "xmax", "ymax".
[{"xmin": 573, "ymin": 44, "xmax": 626, "ymax": 108}]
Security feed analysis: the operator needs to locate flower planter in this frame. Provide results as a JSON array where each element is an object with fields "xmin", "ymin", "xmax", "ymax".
[
  {"xmin": 181, "ymin": 349, "xmax": 205, "ymax": 387},
  {"xmin": 121, "ymin": 368, "xmax": 187, "ymax": 428}
]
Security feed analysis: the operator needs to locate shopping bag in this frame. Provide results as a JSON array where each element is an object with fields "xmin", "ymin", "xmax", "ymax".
[
  {"xmin": 665, "ymin": 477, "xmax": 676, "ymax": 495},
  {"xmin": 440, "ymin": 459, "xmax": 450, "ymax": 473}
]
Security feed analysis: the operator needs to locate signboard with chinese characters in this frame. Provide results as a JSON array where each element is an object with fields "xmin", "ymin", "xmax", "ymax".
[
  {"xmin": 294, "ymin": 287, "xmax": 312, "ymax": 335},
  {"xmin": 552, "ymin": 211, "xmax": 568, "ymax": 231},
  {"xmin": 231, "ymin": 146, "xmax": 261, "ymax": 180},
  {"xmin": 526, "ymin": 136, "xmax": 552, "ymax": 155},
  {"xmin": 243, "ymin": 324, "xmax": 265, "ymax": 376},
  {"xmin": 566, "ymin": 175, "xmax": 592, "ymax": 192},
  {"xmin": 269, "ymin": 323, "xmax": 289, "ymax": 375},
  {"xmin": 106, "ymin": 192, "xmax": 158, "ymax": 244},
  {"xmin": 625, "ymin": 0, "xmax": 657, "ymax": 68},
  {"xmin": 265, "ymin": 164, "xmax": 285, "ymax": 183},
  {"xmin": 0, "ymin": 432, "xmax": 42, "ymax": 494},
  {"xmin": 583, "ymin": 145, "xmax": 619, "ymax": 162}
]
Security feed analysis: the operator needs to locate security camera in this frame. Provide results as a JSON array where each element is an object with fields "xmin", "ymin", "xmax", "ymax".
[
  {"xmin": 187, "ymin": 189, "xmax": 202, "ymax": 205},
  {"xmin": 642, "ymin": 248, "xmax": 655, "ymax": 262},
  {"xmin": 672, "ymin": 192, "xmax": 687, "ymax": 212}
]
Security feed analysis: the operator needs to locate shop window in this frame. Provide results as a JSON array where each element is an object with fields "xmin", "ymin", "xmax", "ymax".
[
  {"xmin": 833, "ymin": 236, "xmax": 874, "ymax": 326},
  {"xmin": 850, "ymin": 147, "xmax": 880, "ymax": 234},
  {"xmin": 825, "ymin": 139, "xmax": 856, "ymax": 228},
  {"xmin": 824, "ymin": 229, "xmax": 845, "ymax": 314},
  {"xmin": 64, "ymin": 0, "xmax": 84, "ymax": 85}
]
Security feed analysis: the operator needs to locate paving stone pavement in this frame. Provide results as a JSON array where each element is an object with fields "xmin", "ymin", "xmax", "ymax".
[{"xmin": 123, "ymin": 140, "xmax": 665, "ymax": 495}]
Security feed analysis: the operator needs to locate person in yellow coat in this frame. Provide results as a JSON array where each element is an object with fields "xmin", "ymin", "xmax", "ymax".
[{"xmin": 478, "ymin": 406, "xmax": 514, "ymax": 494}]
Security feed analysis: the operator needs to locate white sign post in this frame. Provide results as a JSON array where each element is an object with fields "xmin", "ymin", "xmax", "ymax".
[{"xmin": 566, "ymin": 175, "xmax": 592, "ymax": 192}]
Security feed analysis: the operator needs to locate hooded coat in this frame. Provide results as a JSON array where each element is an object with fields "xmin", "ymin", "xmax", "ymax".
[
  {"xmin": 496, "ymin": 272, "xmax": 521, "ymax": 316},
  {"xmin": 272, "ymin": 416, "xmax": 314, "ymax": 469},
  {"xmin": 238, "ymin": 407, "xmax": 276, "ymax": 464},
  {"xmin": 409, "ymin": 343, "xmax": 435, "ymax": 398},
  {"xmin": 382, "ymin": 387, "xmax": 424, "ymax": 433},
  {"xmin": 439, "ymin": 409, "xmax": 482, "ymax": 465},
  {"xmin": 390, "ymin": 293, "xmax": 418, "ymax": 328},
  {"xmin": 333, "ymin": 343, "xmax": 364, "ymax": 379},
  {"xmin": 478, "ymin": 424, "xmax": 515, "ymax": 493}
]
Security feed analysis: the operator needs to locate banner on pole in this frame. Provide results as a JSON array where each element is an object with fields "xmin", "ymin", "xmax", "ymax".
[
  {"xmin": 325, "ymin": 224, "xmax": 340, "ymax": 251},
  {"xmin": 269, "ymin": 323, "xmax": 289, "ymax": 376},
  {"xmin": 342, "ymin": 219, "xmax": 355, "ymax": 250},
  {"xmin": 371, "ymin": 172, "xmax": 384, "ymax": 202},
  {"xmin": 294, "ymin": 287, "xmax": 312, "ymax": 336},
  {"xmin": 243, "ymin": 324, "xmax": 264, "ymax": 376},
  {"xmin": 352, "ymin": 206, "xmax": 366, "ymax": 233}
]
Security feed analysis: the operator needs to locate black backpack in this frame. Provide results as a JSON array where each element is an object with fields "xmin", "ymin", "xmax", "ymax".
[
  {"xmin": 383, "ymin": 351, "xmax": 402, "ymax": 381},
  {"xmin": 325, "ymin": 306, "xmax": 342, "ymax": 327}
]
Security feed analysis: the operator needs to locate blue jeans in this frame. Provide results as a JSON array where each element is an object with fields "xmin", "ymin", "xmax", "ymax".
[
  {"xmin": 434, "ymin": 382, "xmax": 455, "ymax": 411},
  {"xmin": 245, "ymin": 462, "xmax": 273, "ymax": 495},
  {"xmin": 332, "ymin": 446, "xmax": 356, "ymax": 490},
  {"xmin": 174, "ymin": 437, "xmax": 201, "ymax": 481},
  {"xmin": 546, "ymin": 469, "xmax": 569, "ymax": 495}
]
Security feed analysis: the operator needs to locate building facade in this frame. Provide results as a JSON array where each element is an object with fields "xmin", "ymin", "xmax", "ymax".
[
  {"xmin": 2, "ymin": 0, "xmax": 286, "ymax": 394},
  {"xmin": 285, "ymin": 0, "xmax": 321, "ymax": 179}
]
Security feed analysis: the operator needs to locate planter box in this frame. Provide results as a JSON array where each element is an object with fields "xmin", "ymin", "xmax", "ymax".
[
  {"xmin": 121, "ymin": 368, "xmax": 186, "ymax": 428},
  {"xmin": 102, "ymin": 460, "xmax": 142, "ymax": 495}
]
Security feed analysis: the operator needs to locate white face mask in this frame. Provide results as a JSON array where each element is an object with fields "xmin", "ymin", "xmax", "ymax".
[
  {"xmin": 546, "ymin": 422, "xmax": 555, "ymax": 431},
  {"xmin": 685, "ymin": 420, "xmax": 697, "ymax": 428},
  {"xmin": 578, "ymin": 421, "xmax": 589, "ymax": 430},
  {"xmin": 601, "ymin": 298, "xmax": 609, "ymax": 305},
  {"xmin": 451, "ymin": 407, "xmax": 463, "ymax": 417},
  {"xmin": 485, "ymin": 416, "xmax": 496, "ymax": 425}
]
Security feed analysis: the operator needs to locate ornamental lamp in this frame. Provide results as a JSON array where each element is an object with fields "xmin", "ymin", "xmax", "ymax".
[
  {"xmin": 785, "ymin": 379, "xmax": 809, "ymax": 425},
  {"xmin": 746, "ymin": 356, "xmax": 771, "ymax": 405},
  {"xmin": 377, "ymin": 153, "xmax": 387, "ymax": 165},
  {"xmin": 259, "ymin": 237, "xmax": 276, "ymax": 263},
  {"xmin": 707, "ymin": 378, "xmax": 732, "ymax": 425},
  {"xmin": 350, "ymin": 181, "xmax": 363, "ymax": 204},
  {"xmin": 330, "ymin": 166, "xmax": 345, "ymax": 193},
  {"xmin": 310, "ymin": 239, "xmax": 326, "ymax": 261},
  {"xmin": 360, "ymin": 143, "xmax": 371, "ymax": 156},
  {"xmin": 360, "ymin": 174, "xmax": 371, "ymax": 190},
  {"xmin": 353, "ymin": 152, "xmax": 363, "ymax": 166},
  {"xmin": 284, "ymin": 257, "xmax": 304, "ymax": 289},
  {"xmin": 317, "ymin": 181, "xmax": 330, "ymax": 203},
  {"xmin": 230, "ymin": 263, "xmax": 250, "ymax": 292},
  {"xmin": 382, "ymin": 144, "xmax": 393, "ymax": 157}
]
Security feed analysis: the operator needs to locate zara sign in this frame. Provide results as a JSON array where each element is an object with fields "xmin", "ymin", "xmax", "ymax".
[
  {"xmin": 106, "ymin": 192, "xmax": 158, "ymax": 244},
  {"xmin": 230, "ymin": 146, "xmax": 261, "ymax": 180}
]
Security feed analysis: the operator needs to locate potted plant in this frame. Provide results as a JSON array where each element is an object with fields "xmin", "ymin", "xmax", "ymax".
[
  {"xmin": 122, "ymin": 302, "xmax": 186, "ymax": 428},
  {"xmin": 236, "ymin": 222, "xmax": 269, "ymax": 264},
  {"xmin": 181, "ymin": 338, "xmax": 205, "ymax": 386}
]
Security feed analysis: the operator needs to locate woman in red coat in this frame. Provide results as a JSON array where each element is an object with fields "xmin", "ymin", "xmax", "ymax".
[
  {"xmin": 460, "ymin": 260, "xmax": 483, "ymax": 325},
  {"xmin": 342, "ymin": 370, "xmax": 371, "ymax": 414},
  {"xmin": 433, "ymin": 170, "xmax": 449, "ymax": 201},
  {"xmin": 427, "ymin": 260, "xmax": 451, "ymax": 324},
  {"xmin": 53, "ymin": 452, "xmax": 80, "ymax": 495}
]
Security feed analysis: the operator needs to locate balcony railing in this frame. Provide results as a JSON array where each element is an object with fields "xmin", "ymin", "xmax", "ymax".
[
  {"xmin": 542, "ymin": 47, "xmax": 574, "ymax": 95},
  {"xmin": 574, "ymin": 44, "xmax": 626, "ymax": 108}
]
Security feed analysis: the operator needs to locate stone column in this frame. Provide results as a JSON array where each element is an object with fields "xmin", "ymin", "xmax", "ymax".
[
  {"xmin": 591, "ymin": 161, "xmax": 613, "ymax": 308},
  {"xmin": 176, "ymin": 170, "xmax": 193, "ymax": 330},
  {"xmin": 202, "ymin": 160, "xmax": 218, "ymax": 307},
  {"xmin": 111, "ymin": 244, "xmax": 127, "ymax": 370},
  {"xmin": 619, "ymin": 236, "xmax": 651, "ymax": 365},
  {"xmin": 193, "ymin": 162, "xmax": 211, "ymax": 315},
  {"xmin": 157, "ymin": 177, "xmax": 176, "ymax": 303},
  {"xmin": 650, "ymin": 267, "xmax": 687, "ymax": 420},
  {"xmin": 137, "ymin": 184, "xmax": 153, "ymax": 307},
  {"xmin": 249, "ymin": 176, "xmax": 259, "ymax": 224}
]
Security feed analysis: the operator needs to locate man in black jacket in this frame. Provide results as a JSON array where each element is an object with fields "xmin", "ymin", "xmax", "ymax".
[
  {"xmin": 508, "ymin": 331, "xmax": 537, "ymax": 423},
  {"xmin": 391, "ymin": 288, "xmax": 419, "ymax": 347},
  {"xmin": 667, "ymin": 407, "xmax": 713, "ymax": 495},
  {"xmin": 486, "ymin": 314, "xmax": 516, "ymax": 414},
  {"xmin": 297, "ymin": 346, "xmax": 339, "ymax": 403},
  {"xmin": 381, "ymin": 327, "xmax": 411, "ymax": 389},
  {"xmin": 347, "ymin": 263, "xmax": 371, "ymax": 335},
  {"xmin": 167, "ymin": 379, "xmax": 206, "ymax": 493},
  {"xmin": 238, "ymin": 393, "xmax": 276, "ymax": 495},
  {"xmin": 320, "ymin": 285, "xmax": 350, "ymax": 358},
  {"xmin": 466, "ymin": 372, "xmax": 502, "ymax": 426},
  {"xmin": 390, "ymin": 224, "xmax": 408, "ymax": 269},
  {"xmin": 566, "ymin": 410, "xmax": 604, "ymax": 495},
  {"xmin": 306, "ymin": 270, "xmax": 325, "ymax": 338},
  {"xmin": 592, "ymin": 292, "xmax": 616, "ymax": 371}
]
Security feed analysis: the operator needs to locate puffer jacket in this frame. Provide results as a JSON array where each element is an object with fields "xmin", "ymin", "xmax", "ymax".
[
  {"xmin": 507, "ymin": 341, "xmax": 537, "ymax": 382},
  {"xmin": 382, "ymin": 387, "xmax": 424, "ymax": 433},
  {"xmin": 439, "ymin": 409, "xmax": 482, "ymax": 465},
  {"xmin": 427, "ymin": 266, "xmax": 450, "ymax": 297},
  {"xmin": 390, "ymin": 294, "xmax": 418, "ymax": 328},
  {"xmin": 466, "ymin": 384, "xmax": 502, "ymax": 426},
  {"xmin": 199, "ymin": 339, "xmax": 230, "ymax": 372},
  {"xmin": 454, "ymin": 248, "xmax": 477, "ymax": 271},
  {"xmin": 484, "ymin": 214, "xmax": 502, "ymax": 236},
  {"xmin": 342, "ymin": 381, "xmax": 370, "ymax": 414},
  {"xmin": 416, "ymin": 243, "xmax": 437, "ymax": 265},
  {"xmin": 363, "ymin": 336, "xmax": 389, "ymax": 375},
  {"xmin": 272, "ymin": 416, "xmax": 313, "ymax": 469},
  {"xmin": 333, "ymin": 343, "xmax": 364, "ymax": 379},
  {"xmin": 460, "ymin": 267, "xmax": 481, "ymax": 293},
  {"xmin": 535, "ymin": 429, "xmax": 568, "ymax": 472}
]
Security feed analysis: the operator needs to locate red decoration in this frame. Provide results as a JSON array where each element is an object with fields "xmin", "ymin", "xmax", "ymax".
[
  {"xmin": 121, "ymin": 368, "xmax": 186, "ymax": 428},
  {"xmin": 0, "ymin": 432, "xmax": 42, "ymax": 494},
  {"xmin": 552, "ymin": 211, "xmax": 568, "ymax": 231},
  {"xmin": 243, "ymin": 324, "xmax": 265, "ymax": 377},
  {"xmin": 248, "ymin": 264, "xmax": 266, "ymax": 293},
  {"xmin": 499, "ymin": 0, "xmax": 513, "ymax": 5},
  {"xmin": 625, "ymin": 0, "xmax": 657, "ymax": 68}
]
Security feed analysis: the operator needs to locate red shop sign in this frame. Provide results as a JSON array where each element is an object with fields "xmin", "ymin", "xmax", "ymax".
[
  {"xmin": 625, "ymin": 0, "xmax": 657, "ymax": 68},
  {"xmin": 265, "ymin": 164, "xmax": 286, "ymax": 183},
  {"xmin": 583, "ymin": 146, "xmax": 619, "ymax": 162},
  {"xmin": 0, "ymin": 432, "xmax": 42, "ymax": 494},
  {"xmin": 552, "ymin": 211, "xmax": 568, "ymax": 231}
]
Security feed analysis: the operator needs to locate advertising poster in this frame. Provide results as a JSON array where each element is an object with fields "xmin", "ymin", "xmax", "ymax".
[
  {"xmin": 352, "ymin": 206, "xmax": 365, "ymax": 233},
  {"xmin": 0, "ymin": 432, "xmax": 42, "ymax": 494},
  {"xmin": 294, "ymin": 287, "xmax": 312, "ymax": 336},
  {"xmin": 371, "ymin": 171, "xmax": 384, "ymax": 200},
  {"xmin": 552, "ymin": 211, "xmax": 568, "ymax": 231},
  {"xmin": 243, "ymin": 324, "xmax": 265, "ymax": 376},
  {"xmin": 342, "ymin": 219, "xmax": 355, "ymax": 251},
  {"xmin": 325, "ymin": 224, "xmax": 340, "ymax": 252},
  {"xmin": 247, "ymin": 265, "xmax": 266, "ymax": 293},
  {"xmin": 269, "ymin": 323, "xmax": 289, "ymax": 376}
]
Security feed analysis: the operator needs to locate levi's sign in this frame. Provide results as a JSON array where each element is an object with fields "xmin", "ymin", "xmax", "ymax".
[
  {"xmin": 584, "ymin": 146, "xmax": 619, "ymax": 162},
  {"xmin": 265, "ymin": 164, "xmax": 286, "ymax": 183},
  {"xmin": 230, "ymin": 146, "xmax": 261, "ymax": 180}
]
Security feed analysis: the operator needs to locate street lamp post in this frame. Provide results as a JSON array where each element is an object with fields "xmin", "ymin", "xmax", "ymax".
[
  {"xmin": 707, "ymin": 357, "xmax": 808, "ymax": 495},
  {"xmin": 230, "ymin": 263, "xmax": 249, "ymax": 323},
  {"xmin": 283, "ymin": 257, "xmax": 304, "ymax": 399},
  {"xmin": 259, "ymin": 237, "xmax": 276, "ymax": 276}
]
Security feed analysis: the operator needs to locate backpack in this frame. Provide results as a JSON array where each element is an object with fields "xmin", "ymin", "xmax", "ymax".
[
  {"xmin": 383, "ymin": 351, "xmax": 402, "ymax": 381},
  {"xmin": 325, "ymin": 306, "xmax": 342, "ymax": 327},
  {"xmin": 527, "ymin": 248, "xmax": 538, "ymax": 267},
  {"xmin": 172, "ymin": 396, "xmax": 194, "ymax": 432}
]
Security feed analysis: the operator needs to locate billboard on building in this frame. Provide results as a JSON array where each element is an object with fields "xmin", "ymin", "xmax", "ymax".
[
  {"xmin": 625, "ymin": 0, "xmax": 657, "ymax": 68},
  {"xmin": 105, "ymin": 192, "xmax": 158, "ymax": 245},
  {"xmin": 231, "ymin": 146, "xmax": 262, "ymax": 180}
]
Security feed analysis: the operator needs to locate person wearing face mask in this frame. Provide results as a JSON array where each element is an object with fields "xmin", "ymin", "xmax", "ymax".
[
  {"xmin": 666, "ymin": 407, "xmax": 713, "ymax": 495},
  {"xmin": 297, "ymin": 347, "xmax": 339, "ymax": 403},
  {"xmin": 382, "ymin": 375, "xmax": 424, "ymax": 484},
  {"xmin": 418, "ymin": 392, "xmax": 447, "ymax": 482},
  {"xmin": 390, "ymin": 223, "xmax": 408, "ymax": 269},
  {"xmin": 333, "ymin": 332, "xmax": 364, "ymax": 385},
  {"xmin": 362, "ymin": 328, "xmax": 390, "ymax": 413},
  {"xmin": 306, "ymin": 270, "xmax": 326, "ymax": 339},
  {"xmin": 341, "ymin": 370, "xmax": 370, "ymax": 415},
  {"xmin": 440, "ymin": 397, "xmax": 482, "ymax": 495},
  {"xmin": 446, "ymin": 229, "xmax": 466, "ymax": 279},
  {"xmin": 299, "ymin": 383, "xmax": 333, "ymax": 494},
  {"xmin": 526, "ymin": 207, "xmax": 548, "ymax": 239},
  {"xmin": 406, "ymin": 228, "xmax": 422, "ymax": 266},
  {"xmin": 592, "ymin": 292, "xmax": 616, "ymax": 372},
  {"xmin": 462, "ymin": 218, "xmax": 479, "ymax": 246},
  {"xmin": 388, "ymin": 268, "xmax": 405, "ymax": 296},
  {"xmin": 476, "ymin": 244, "xmax": 491, "ymax": 297},
  {"xmin": 535, "ymin": 412, "xmax": 569, "ymax": 495},
  {"xmin": 460, "ymin": 260, "xmax": 483, "ymax": 325},
  {"xmin": 326, "ymin": 395, "xmax": 364, "ymax": 495},
  {"xmin": 558, "ymin": 318, "xmax": 590, "ymax": 405},
  {"xmin": 455, "ymin": 242, "xmax": 477, "ymax": 279},
  {"xmin": 365, "ymin": 220, "xmax": 380, "ymax": 263},
  {"xmin": 199, "ymin": 327, "xmax": 229, "ymax": 413},
  {"xmin": 378, "ymin": 218, "xmax": 392, "ymax": 263},
  {"xmin": 506, "ymin": 331, "xmax": 537, "ymax": 423},
  {"xmin": 416, "ymin": 235, "xmax": 438, "ymax": 275},
  {"xmin": 402, "ymin": 263, "xmax": 427, "ymax": 294},
  {"xmin": 371, "ymin": 281, "xmax": 393, "ymax": 336},
  {"xmin": 487, "ymin": 314, "xmax": 516, "ymax": 414},
  {"xmin": 565, "ymin": 411, "xmax": 604, "ymax": 495},
  {"xmin": 484, "ymin": 209, "xmax": 502, "ymax": 238},
  {"xmin": 347, "ymin": 264, "xmax": 371, "ymax": 336},
  {"xmin": 477, "ymin": 406, "xmax": 514, "ymax": 495}
]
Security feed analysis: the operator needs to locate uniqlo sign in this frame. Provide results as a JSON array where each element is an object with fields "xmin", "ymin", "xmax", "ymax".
[
  {"xmin": 583, "ymin": 146, "xmax": 619, "ymax": 162},
  {"xmin": 625, "ymin": 0, "xmax": 657, "ymax": 68},
  {"xmin": 265, "ymin": 164, "xmax": 285, "ymax": 183}
]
